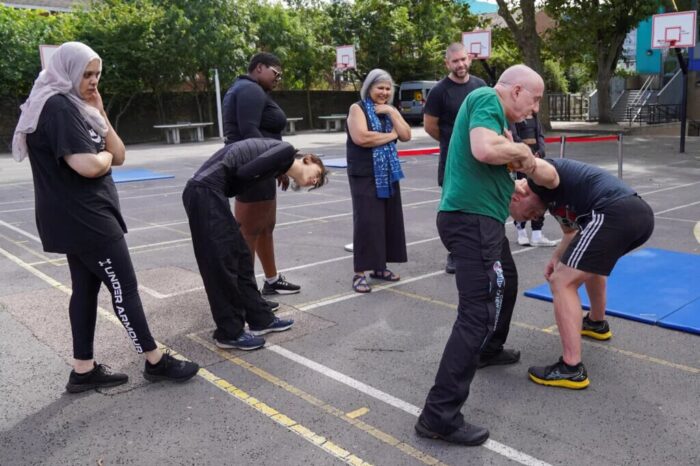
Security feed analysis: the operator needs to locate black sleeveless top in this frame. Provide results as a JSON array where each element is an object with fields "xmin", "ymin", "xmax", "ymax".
[{"xmin": 345, "ymin": 101, "xmax": 392, "ymax": 177}]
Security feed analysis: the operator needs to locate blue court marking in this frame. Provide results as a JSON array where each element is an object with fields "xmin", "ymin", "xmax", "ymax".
[
  {"xmin": 322, "ymin": 157, "xmax": 348, "ymax": 168},
  {"xmin": 657, "ymin": 298, "xmax": 700, "ymax": 335},
  {"xmin": 112, "ymin": 168, "xmax": 175, "ymax": 183},
  {"xmin": 321, "ymin": 158, "xmax": 407, "ymax": 169},
  {"xmin": 523, "ymin": 248, "xmax": 700, "ymax": 331}
]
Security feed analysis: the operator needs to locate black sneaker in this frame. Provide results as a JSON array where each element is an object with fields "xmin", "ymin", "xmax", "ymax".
[
  {"xmin": 445, "ymin": 253, "xmax": 456, "ymax": 274},
  {"xmin": 249, "ymin": 317, "xmax": 294, "ymax": 336},
  {"xmin": 261, "ymin": 274, "xmax": 301, "ymax": 295},
  {"xmin": 581, "ymin": 314, "xmax": 612, "ymax": 340},
  {"xmin": 528, "ymin": 357, "xmax": 589, "ymax": 389},
  {"xmin": 215, "ymin": 331, "xmax": 266, "ymax": 351},
  {"xmin": 264, "ymin": 299, "xmax": 280, "ymax": 312},
  {"xmin": 415, "ymin": 418, "xmax": 489, "ymax": 446},
  {"xmin": 478, "ymin": 348, "xmax": 521, "ymax": 369},
  {"xmin": 143, "ymin": 350, "xmax": 199, "ymax": 383},
  {"xmin": 66, "ymin": 363, "xmax": 128, "ymax": 393}
]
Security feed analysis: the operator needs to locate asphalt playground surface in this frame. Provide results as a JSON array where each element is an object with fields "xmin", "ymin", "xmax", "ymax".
[{"xmin": 0, "ymin": 127, "xmax": 698, "ymax": 465}]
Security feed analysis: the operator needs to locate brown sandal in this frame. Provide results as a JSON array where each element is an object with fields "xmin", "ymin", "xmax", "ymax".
[
  {"xmin": 352, "ymin": 274, "xmax": 371, "ymax": 293},
  {"xmin": 369, "ymin": 269, "xmax": 400, "ymax": 282}
]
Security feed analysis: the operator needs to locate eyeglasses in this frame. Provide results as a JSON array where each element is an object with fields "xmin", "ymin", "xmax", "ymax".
[{"xmin": 268, "ymin": 66, "xmax": 283, "ymax": 81}]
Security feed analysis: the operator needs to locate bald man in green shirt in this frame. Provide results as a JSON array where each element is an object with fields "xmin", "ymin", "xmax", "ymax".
[{"xmin": 416, "ymin": 65, "xmax": 545, "ymax": 446}]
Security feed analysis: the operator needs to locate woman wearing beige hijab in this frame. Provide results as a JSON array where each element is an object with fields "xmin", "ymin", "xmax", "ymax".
[{"xmin": 13, "ymin": 41, "xmax": 199, "ymax": 393}]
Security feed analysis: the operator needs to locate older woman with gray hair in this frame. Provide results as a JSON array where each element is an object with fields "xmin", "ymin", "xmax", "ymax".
[{"xmin": 345, "ymin": 68, "xmax": 411, "ymax": 293}]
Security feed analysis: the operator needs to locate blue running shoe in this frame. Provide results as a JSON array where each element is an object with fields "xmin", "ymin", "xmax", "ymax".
[
  {"xmin": 215, "ymin": 332, "xmax": 265, "ymax": 351},
  {"xmin": 249, "ymin": 317, "xmax": 294, "ymax": 336}
]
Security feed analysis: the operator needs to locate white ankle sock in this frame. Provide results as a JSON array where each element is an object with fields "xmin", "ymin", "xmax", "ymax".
[
  {"xmin": 531, "ymin": 230, "xmax": 543, "ymax": 241},
  {"xmin": 265, "ymin": 275, "xmax": 279, "ymax": 284}
]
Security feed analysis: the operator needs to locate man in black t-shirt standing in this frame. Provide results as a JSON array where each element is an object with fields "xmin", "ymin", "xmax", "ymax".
[
  {"xmin": 423, "ymin": 42, "xmax": 487, "ymax": 274},
  {"xmin": 509, "ymin": 158, "xmax": 654, "ymax": 389}
]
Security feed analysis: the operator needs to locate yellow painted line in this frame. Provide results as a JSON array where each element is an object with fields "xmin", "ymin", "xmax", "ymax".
[
  {"xmin": 386, "ymin": 288, "xmax": 700, "ymax": 375},
  {"xmin": 195, "ymin": 368, "xmax": 373, "ymax": 466},
  {"xmin": 694, "ymin": 221, "xmax": 700, "ymax": 244},
  {"xmin": 346, "ymin": 407, "xmax": 369, "ymax": 419},
  {"xmin": 188, "ymin": 333, "xmax": 448, "ymax": 466},
  {"xmin": 0, "ymin": 245, "xmax": 372, "ymax": 465}
]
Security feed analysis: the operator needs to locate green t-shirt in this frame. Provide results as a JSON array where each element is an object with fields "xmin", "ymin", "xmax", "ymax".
[{"xmin": 439, "ymin": 87, "xmax": 514, "ymax": 223}]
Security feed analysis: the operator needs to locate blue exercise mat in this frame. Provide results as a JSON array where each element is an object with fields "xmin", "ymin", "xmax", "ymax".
[
  {"xmin": 657, "ymin": 298, "xmax": 700, "ymax": 335},
  {"xmin": 112, "ymin": 168, "xmax": 175, "ymax": 183},
  {"xmin": 321, "ymin": 157, "xmax": 407, "ymax": 169},
  {"xmin": 323, "ymin": 157, "xmax": 348, "ymax": 168},
  {"xmin": 524, "ymin": 248, "xmax": 700, "ymax": 333}
]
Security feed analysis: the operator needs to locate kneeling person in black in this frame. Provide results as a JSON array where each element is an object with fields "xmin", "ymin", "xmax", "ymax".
[
  {"xmin": 183, "ymin": 138, "xmax": 327, "ymax": 350},
  {"xmin": 509, "ymin": 158, "xmax": 654, "ymax": 389}
]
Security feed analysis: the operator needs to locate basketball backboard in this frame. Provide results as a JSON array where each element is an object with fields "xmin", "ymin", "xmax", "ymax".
[
  {"xmin": 461, "ymin": 30, "xmax": 491, "ymax": 59},
  {"xmin": 39, "ymin": 44, "xmax": 59, "ymax": 69},
  {"xmin": 335, "ymin": 45, "xmax": 356, "ymax": 70},
  {"xmin": 651, "ymin": 11, "xmax": 697, "ymax": 48}
]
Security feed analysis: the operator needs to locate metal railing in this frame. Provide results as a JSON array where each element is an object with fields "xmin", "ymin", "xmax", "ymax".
[
  {"xmin": 548, "ymin": 93, "xmax": 590, "ymax": 121},
  {"xmin": 624, "ymin": 103, "xmax": 680, "ymax": 126}
]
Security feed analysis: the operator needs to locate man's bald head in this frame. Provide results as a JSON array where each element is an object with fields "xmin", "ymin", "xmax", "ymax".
[{"xmin": 494, "ymin": 64, "xmax": 545, "ymax": 123}]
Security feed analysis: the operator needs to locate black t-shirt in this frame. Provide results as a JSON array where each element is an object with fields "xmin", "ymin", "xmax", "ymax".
[
  {"xmin": 191, "ymin": 138, "xmax": 295, "ymax": 198},
  {"xmin": 25, "ymin": 94, "xmax": 127, "ymax": 254},
  {"xmin": 423, "ymin": 75, "xmax": 487, "ymax": 185},
  {"xmin": 529, "ymin": 159, "xmax": 636, "ymax": 230},
  {"xmin": 222, "ymin": 76, "xmax": 287, "ymax": 143}
]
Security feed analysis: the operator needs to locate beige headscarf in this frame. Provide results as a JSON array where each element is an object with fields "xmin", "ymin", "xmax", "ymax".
[{"xmin": 12, "ymin": 41, "xmax": 108, "ymax": 162}]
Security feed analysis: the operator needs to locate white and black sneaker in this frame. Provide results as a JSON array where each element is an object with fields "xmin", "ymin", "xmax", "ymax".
[{"xmin": 262, "ymin": 274, "xmax": 301, "ymax": 295}]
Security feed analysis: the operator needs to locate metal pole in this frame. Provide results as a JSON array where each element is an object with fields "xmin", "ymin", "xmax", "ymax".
[
  {"xmin": 673, "ymin": 48, "xmax": 689, "ymax": 153},
  {"xmin": 559, "ymin": 135, "xmax": 566, "ymax": 158},
  {"xmin": 617, "ymin": 132, "xmax": 623, "ymax": 179},
  {"xmin": 214, "ymin": 68, "xmax": 224, "ymax": 141}
]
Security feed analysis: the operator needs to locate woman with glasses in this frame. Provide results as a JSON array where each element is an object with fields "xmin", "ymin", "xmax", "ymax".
[{"xmin": 222, "ymin": 52, "xmax": 301, "ymax": 301}]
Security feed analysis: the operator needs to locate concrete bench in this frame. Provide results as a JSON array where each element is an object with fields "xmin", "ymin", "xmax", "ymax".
[
  {"xmin": 153, "ymin": 122, "xmax": 213, "ymax": 144},
  {"xmin": 285, "ymin": 117, "xmax": 303, "ymax": 135},
  {"xmin": 318, "ymin": 114, "xmax": 346, "ymax": 132}
]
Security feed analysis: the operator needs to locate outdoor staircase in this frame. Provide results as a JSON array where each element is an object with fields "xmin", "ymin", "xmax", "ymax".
[{"xmin": 612, "ymin": 89, "xmax": 658, "ymax": 122}]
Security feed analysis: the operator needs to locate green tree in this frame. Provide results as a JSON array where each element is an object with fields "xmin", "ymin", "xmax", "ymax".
[
  {"xmin": 326, "ymin": 0, "xmax": 479, "ymax": 84},
  {"xmin": 152, "ymin": 0, "xmax": 256, "ymax": 121},
  {"xmin": 494, "ymin": 0, "xmax": 551, "ymax": 128},
  {"xmin": 72, "ymin": 0, "xmax": 188, "ymax": 125},
  {"xmin": 546, "ymin": 0, "xmax": 658, "ymax": 123},
  {"xmin": 0, "ymin": 6, "xmax": 68, "ymax": 100}
]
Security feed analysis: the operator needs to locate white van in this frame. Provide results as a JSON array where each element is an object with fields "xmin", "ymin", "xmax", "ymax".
[{"xmin": 399, "ymin": 80, "xmax": 438, "ymax": 123}]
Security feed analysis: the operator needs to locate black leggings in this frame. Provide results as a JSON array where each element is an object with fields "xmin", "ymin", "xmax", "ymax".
[{"xmin": 66, "ymin": 237, "xmax": 157, "ymax": 360}]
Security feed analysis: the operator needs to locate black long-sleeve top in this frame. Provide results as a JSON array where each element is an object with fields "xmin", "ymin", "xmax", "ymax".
[
  {"xmin": 222, "ymin": 76, "xmax": 287, "ymax": 144},
  {"xmin": 191, "ymin": 138, "xmax": 295, "ymax": 198}
]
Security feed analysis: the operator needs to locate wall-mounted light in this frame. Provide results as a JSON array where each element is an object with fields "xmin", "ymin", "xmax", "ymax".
[{"xmin": 645, "ymin": 49, "xmax": 654, "ymax": 57}]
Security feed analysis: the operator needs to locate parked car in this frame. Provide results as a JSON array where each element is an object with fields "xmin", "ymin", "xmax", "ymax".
[{"xmin": 398, "ymin": 80, "xmax": 437, "ymax": 124}]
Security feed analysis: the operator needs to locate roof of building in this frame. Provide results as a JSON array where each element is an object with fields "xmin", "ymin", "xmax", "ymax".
[{"xmin": 2, "ymin": 0, "xmax": 89, "ymax": 12}]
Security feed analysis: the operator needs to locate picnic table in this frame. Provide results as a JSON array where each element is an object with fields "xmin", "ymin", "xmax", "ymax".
[
  {"xmin": 318, "ymin": 114, "xmax": 346, "ymax": 132},
  {"xmin": 285, "ymin": 117, "xmax": 303, "ymax": 135},
  {"xmin": 153, "ymin": 122, "xmax": 213, "ymax": 144}
]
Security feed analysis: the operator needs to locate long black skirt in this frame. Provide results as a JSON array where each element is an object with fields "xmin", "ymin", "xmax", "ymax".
[{"xmin": 348, "ymin": 175, "xmax": 407, "ymax": 272}]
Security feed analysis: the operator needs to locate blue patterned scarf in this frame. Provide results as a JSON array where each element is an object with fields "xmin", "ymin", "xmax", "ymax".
[{"xmin": 361, "ymin": 98, "xmax": 404, "ymax": 198}]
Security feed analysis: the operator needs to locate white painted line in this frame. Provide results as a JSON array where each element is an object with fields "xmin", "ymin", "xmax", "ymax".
[
  {"xmin": 639, "ymin": 180, "xmax": 700, "ymax": 196},
  {"xmin": 268, "ymin": 236, "xmax": 441, "ymax": 277},
  {"xmin": 138, "ymin": 283, "xmax": 205, "ymax": 299},
  {"xmin": 694, "ymin": 222, "xmax": 700, "ymax": 245},
  {"xmin": 268, "ymin": 345, "xmax": 421, "ymax": 416},
  {"xmin": 0, "ymin": 220, "xmax": 41, "ymax": 242},
  {"xmin": 299, "ymin": 270, "xmax": 445, "ymax": 311},
  {"xmin": 268, "ymin": 345, "xmax": 551, "ymax": 466},
  {"xmin": 654, "ymin": 200, "xmax": 700, "ymax": 215},
  {"xmin": 655, "ymin": 216, "xmax": 698, "ymax": 224}
]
